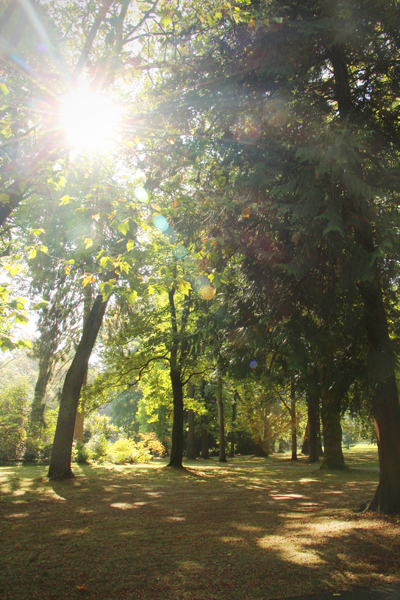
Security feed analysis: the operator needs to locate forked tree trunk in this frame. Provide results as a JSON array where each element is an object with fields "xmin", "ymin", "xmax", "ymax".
[
  {"xmin": 186, "ymin": 382, "xmax": 196, "ymax": 460},
  {"xmin": 48, "ymin": 293, "xmax": 109, "ymax": 480},
  {"xmin": 320, "ymin": 397, "xmax": 346, "ymax": 470},
  {"xmin": 167, "ymin": 369, "xmax": 184, "ymax": 468},
  {"xmin": 290, "ymin": 382, "xmax": 297, "ymax": 461},
  {"xmin": 217, "ymin": 375, "xmax": 227, "ymax": 463}
]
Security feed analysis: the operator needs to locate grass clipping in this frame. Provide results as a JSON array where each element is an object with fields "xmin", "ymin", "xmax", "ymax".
[{"xmin": 1, "ymin": 447, "xmax": 400, "ymax": 600}]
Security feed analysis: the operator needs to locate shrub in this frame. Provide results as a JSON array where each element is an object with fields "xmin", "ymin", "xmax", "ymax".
[
  {"xmin": 72, "ymin": 441, "xmax": 89, "ymax": 464},
  {"xmin": 137, "ymin": 432, "xmax": 166, "ymax": 457},
  {"xmin": 86, "ymin": 434, "xmax": 110, "ymax": 462},
  {"xmin": 107, "ymin": 438, "xmax": 151, "ymax": 464}
]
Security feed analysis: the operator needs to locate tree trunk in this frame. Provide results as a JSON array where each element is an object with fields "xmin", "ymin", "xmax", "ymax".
[
  {"xmin": 167, "ymin": 369, "xmax": 184, "ymax": 468},
  {"xmin": 359, "ymin": 279, "xmax": 400, "ymax": 513},
  {"xmin": 73, "ymin": 282, "xmax": 92, "ymax": 443},
  {"xmin": 290, "ymin": 382, "xmax": 297, "ymax": 461},
  {"xmin": 48, "ymin": 293, "xmax": 109, "ymax": 479},
  {"xmin": 186, "ymin": 382, "xmax": 196, "ymax": 460},
  {"xmin": 29, "ymin": 349, "xmax": 54, "ymax": 434},
  {"xmin": 217, "ymin": 375, "xmax": 227, "ymax": 463},
  {"xmin": 73, "ymin": 410, "xmax": 84, "ymax": 443},
  {"xmin": 200, "ymin": 381, "xmax": 209, "ymax": 459},
  {"xmin": 320, "ymin": 398, "xmax": 346, "ymax": 470},
  {"xmin": 229, "ymin": 393, "xmax": 237, "ymax": 458},
  {"xmin": 308, "ymin": 394, "xmax": 320, "ymax": 464},
  {"xmin": 302, "ymin": 419, "xmax": 310, "ymax": 455}
]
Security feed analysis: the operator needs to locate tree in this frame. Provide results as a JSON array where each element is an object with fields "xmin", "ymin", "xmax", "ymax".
[{"xmin": 136, "ymin": 0, "xmax": 400, "ymax": 511}]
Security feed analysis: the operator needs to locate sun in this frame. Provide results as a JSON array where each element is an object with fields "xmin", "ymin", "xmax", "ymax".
[{"xmin": 60, "ymin": 90, "xmax": 120, "ymax": 151}]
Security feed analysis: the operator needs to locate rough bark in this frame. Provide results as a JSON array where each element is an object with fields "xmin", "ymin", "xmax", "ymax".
[
  {"xmin": 320, "ymin": 398, "xmax": 346, "ymax": 470},
  {"xmin": 186, "ymin": 382, "xmax": 196, "ymax": 460},
  {"xmin": 290, "ymin": 382, "xmax": 297, "ymax": 461},
  {"xmin": 48, "ymin": 293, "xmax": 109, "ymax": 479},
  {"xmin": 217, "ymin": 375, "xmax": 227, "ymax": 463}
]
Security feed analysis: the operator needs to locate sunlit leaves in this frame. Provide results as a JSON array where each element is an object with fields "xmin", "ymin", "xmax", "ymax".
[
  {"xmin": 178, "ymin": 279, "xmax": 192, "ymax": 296},
  {"xmin": 81, "ymin": 273, "xmax": 96, "ymax": 287}
]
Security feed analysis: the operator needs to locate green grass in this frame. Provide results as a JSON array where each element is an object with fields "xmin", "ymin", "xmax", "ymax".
[{"xmin": 1, "ymin": 446, "xmax": 398, "ymax": 600}]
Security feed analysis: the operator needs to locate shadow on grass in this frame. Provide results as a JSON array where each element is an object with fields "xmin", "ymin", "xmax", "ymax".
[{"xmin": 0, "ymin": 456, "xmax": 398, "ymax": 600}]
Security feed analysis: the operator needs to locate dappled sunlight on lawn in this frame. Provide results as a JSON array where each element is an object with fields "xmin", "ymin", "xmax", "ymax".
[{"xmin": 1, "ymin": 458, "xmax": 400, "ymax": 600}]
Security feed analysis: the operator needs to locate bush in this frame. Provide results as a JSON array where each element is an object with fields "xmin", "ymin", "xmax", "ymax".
[
  {"xmin": 86, "ymin": 434, "xmax": 110, "ymax": 462},
  {"xmin": 72, "ymin": 441, "xmax": 89, "ymax": 464},
  {"xmin": 107, "ymin": 438, "xmax": 151, "ymax": 465},
  {"xmin": 137, "ymin": 432, "xmax": 166, "ymax": 457}
]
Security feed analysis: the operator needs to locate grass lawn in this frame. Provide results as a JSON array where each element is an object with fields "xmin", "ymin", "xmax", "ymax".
[{"xmin": 1, "ymin": 445, "xmax": 399, "ymax": 600}]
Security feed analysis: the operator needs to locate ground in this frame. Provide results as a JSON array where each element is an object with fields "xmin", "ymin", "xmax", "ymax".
[{"xmin": 1, "ymin": 445, "xmax": 399, "ymax": 600}]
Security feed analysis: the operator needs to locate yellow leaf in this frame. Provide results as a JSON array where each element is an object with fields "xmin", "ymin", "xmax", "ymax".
[
  {"xmin": 84, "ymin": 238, "xmax": 93, "ymax": 249},
  {"xmin": 28, "ymin": 249, "xmax": 37, "ymax": 259},
  {"xmin": 39, "ymin": 245, "xmax": 48, "ymax": 253},
  {"xmin": 178, "ymin": 280, "xmax": 192, "ymax": 296},
  {"xmin": 0, "ymin": 83, "xmax": 9, "ymax": 95},
  {"xmin": 65, "ymin": 265, "xmax": 71, "ymax": 275},
  {"xmin": 59, "ymin": 195, "xmax": 71, "ymax": 205},
  {"xmin": 76, "ymin": 584, "xmax": 88, "ymax": 591},
  {"xmin": 199, "ymin": 14, "xmax": 205, "ymax": 22},
  {"xmin": 92, "ymin": 213, "xmax": 100, "ymax": 221},
  {"xmin": 264, "ymin": 18, "xmax": 270, "ymax": 27},
  {"xmin": 81, "ymin": 274, "xmax": 95, "ymax": 287},
  {"xmin": 248, "ymin": 18, "xmax": 255, "ymax": 27},
  {"xmin": 126, "ymin": 240, "xmax": 134, "ymax": 252}
]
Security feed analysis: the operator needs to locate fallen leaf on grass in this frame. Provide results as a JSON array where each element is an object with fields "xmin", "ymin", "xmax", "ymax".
[
  {"xmin": 76, "ymin": 584, "xmax": 88, "ymax": 591},
  {"xmin": 14, "ymin": 544, "xmax": 20, "ymax": 550}
]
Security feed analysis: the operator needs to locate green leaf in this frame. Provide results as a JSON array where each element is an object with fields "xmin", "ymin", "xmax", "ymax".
[
  {"xmin": 126, "ymin": 240, "xmax": 134, "ymax": 252},
  {"xmin": 0, "ymin": 83, "xmax": 9, "ymax": 95},
  {"xmin": 29, "ymin": 229, "xmax": 44, "ymax": 236},
  {"xmin": 118, "ymin": 220, "xmax": 130, "ymax": 235},
  {"xmin": 123, "ymin": 290, "xmax": 138, "ymax": 305},
  {"xmin": 0, "ymin": 193, "xmax": 9, "ymax": 204}
]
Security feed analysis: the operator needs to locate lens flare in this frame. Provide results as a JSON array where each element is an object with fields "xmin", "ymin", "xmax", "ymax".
[
  {"xmin": 153, "ymin": 215, "xmax": 169, "ymax": 231},
  {"xmin": 250, "ymin": 360, "xmax": 258, "ymax": 369},
  {"xmin": 60, "ymin": 90, "xmax": 120, "ymax": 151},
  {"xmin": 173, "ymin": 245, "xmax": 187, "ymax": 259},
  {"xmin": 134, "ymin": 187, "xmax": 149, "ymax": 203}
]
